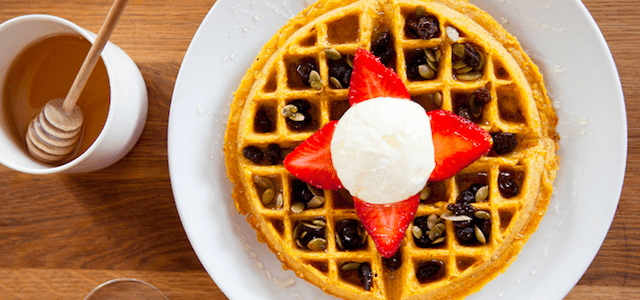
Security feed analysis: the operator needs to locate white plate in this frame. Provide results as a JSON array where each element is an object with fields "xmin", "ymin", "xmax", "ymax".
[{"xmin": 167, "ymin": 0, "xmax": 627, "ymax": 299}]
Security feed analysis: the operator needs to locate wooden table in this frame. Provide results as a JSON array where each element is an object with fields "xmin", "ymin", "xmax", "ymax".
[{"xmin": 0, "ymin": 0, "xmax": 636, "ymax": 299}]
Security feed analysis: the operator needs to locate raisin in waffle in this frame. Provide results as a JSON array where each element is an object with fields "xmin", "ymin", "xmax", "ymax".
[{"xmin": 224, "ymin": 0, "xmax": 559, "ymax": 299}]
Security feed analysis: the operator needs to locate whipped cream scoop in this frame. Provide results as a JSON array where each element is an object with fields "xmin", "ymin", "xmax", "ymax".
[{"xmin": 330, "ymin": 97, "xmax": 435, "ymax": 204}]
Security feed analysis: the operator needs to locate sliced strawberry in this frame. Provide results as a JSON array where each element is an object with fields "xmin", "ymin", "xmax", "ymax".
[
  {"xmin": 348, "ymin": 48, "xmax": 410, "ymax": 105},
  {"xmin": 427, "ymin": 109, "xmax": 493, "ymax": 181},
  {"xmin": 353, "ymin": 195, "xmax": 419, "ymax": 258},
  {"xmin": 283, "ymin": 121, "xmax": 343, "ymax": 190}
]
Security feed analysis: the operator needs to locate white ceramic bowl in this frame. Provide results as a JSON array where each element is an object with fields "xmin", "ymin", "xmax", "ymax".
[{"xmin": 0, "ymin": 14, "xmax": 147, "ymax": 174}]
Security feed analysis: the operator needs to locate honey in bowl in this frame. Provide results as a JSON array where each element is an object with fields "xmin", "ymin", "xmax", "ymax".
[{"xmin": 2, "ymin": 34, "xmax": 110, "ymax": 165}]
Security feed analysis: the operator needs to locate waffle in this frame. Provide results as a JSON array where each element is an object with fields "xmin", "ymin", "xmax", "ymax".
[{"xmin": 223, "ymin": 0, "xmax": 559, "ymax": 299}]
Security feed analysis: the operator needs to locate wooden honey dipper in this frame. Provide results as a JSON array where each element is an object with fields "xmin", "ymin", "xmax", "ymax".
[{"xmin": 25, "ymin": 0, "xmax": 129, "ymax": 163}]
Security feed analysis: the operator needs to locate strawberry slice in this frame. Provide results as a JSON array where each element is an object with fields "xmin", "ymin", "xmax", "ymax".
[
  {"xmin": 283, "ymin": 121, "xmax": 343, "ymax": 190},
  {"xmin": 348, "ymin": 48, "xmax": 410, "ymax": 105},
  {"xmin": 427, "ymin": 109, "xmax": 493, "ymax": 181},
  {"xmin": 353, "ymin": 195, "xmax": 420, "ymax": 258}
]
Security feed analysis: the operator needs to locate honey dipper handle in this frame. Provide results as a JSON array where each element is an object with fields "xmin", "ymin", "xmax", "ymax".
[{"xmin": 62, "ymin": 0, "xmax": 129, "ymax": 113}]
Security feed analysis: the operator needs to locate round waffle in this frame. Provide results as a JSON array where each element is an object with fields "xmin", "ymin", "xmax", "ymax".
[{"xmin": 224, "ymin": 0, "xmax": 559, "ymax": 299}]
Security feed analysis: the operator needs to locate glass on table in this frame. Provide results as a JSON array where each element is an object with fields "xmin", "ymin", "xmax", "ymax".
[{"xmin": 84, "ymin": 278, "xmax": 169, "ymax": 300}]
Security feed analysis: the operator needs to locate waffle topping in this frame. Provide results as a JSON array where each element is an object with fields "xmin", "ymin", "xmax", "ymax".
[
  {"xmin": 491, "ymin": 132, "xmax": 518, "ymax": 155},
  {"xmin": 242, "ymin": 146, "xmax": 263, "ymax": 164},
  {"xmin": 335, "ymin": 219, "xmax": 367, "ymax": 250},
  {"xmin": 348, "ymin": 48, "xmax": 410, "ymax": 105},
  {"xmin": 331, "ymin": 98, "xmax": 435, "ymax": 204},
  {"xmin": 354, "ymin": 195, "xmax": 420, "ymax": 258},
  {"xmin": 358, "ymin": 262, "xmax": 374, "ymax": 291},
  {"xmin": 498, "ymin": 170, "xmax": 520, "ymax": 198},
  {"xmin": 283, "ymin": 122, "xmax": 343, "ymax": 190},
  {"xmin": 294, "ymin": 219, "xmax": 328, "ymax": 251},
  {"xmin": 284, "ymin": 48, "xmax": 493, "ymax": 258},
  {"xmin": 413, "ymin": 214, "xmax": 447, "ymax": 248},
  {"xmin": 406, "ymin": 48, "xmax": 440, "ymax": 81},
  {"xmin": 382, "ymin": 249, "xmax": 402, "ymax": 271},
  {"xmin": 427, "ymin": 109, "xmax": 493, "ymax": 181},
  {"xmin": 284, "ymin": 99, "xmax": 313, "ymax": 130},
  {"xmin": 405, "ymin": 13, "xmax": 440, "ymax": 40},
  {"xmin": 447, "ymin": 203, "xmax": 492, "ymax": 245},
  {"xmin": 416, "ymin": 260, "xmax": 446, "ymax": 283},
  {"xmin": 371, "ymin": 30, "xmax": 395, "ymax": 67},
  {"xmin": 456, "ymin": 183, "xmax": 489, "ymax": 204},
  {"xmin": 328, "ymin": 54, "xmax": 353, "ymax": 89},
  {"xmin": 293, "ymin": 57, "xmax": 319, "ymax": 87},
  {"xmin": 254, "ymin": 109, "xmax": 273, "ymax": 133},
  {"xmin": 452, "ymin": 42, "xmax": 485, "ymax": 80}
]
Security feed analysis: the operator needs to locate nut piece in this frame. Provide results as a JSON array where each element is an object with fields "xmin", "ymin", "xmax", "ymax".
[
  {"xmin": 475, "ymin": 186, "xmax": 489, "ymax": 202},
  {"xmin": 291, "ymin": 201, "xmax": 305, "ymax": 213},
  {"xmin": 325, "ymin": 48, "xmax": 342, "ymax": 60},
  {"xmin": 308, "ymin": 70, "xmax": 322, "ymax": 90},
  {"xmin": 275, "ymin": 193, "xmax": 284, "ymax": 209},
  {"xmin": 341, "ymin": 262, "xmax": 361, "ymax": 271},
  {"xmin": 306, "ymin": 196, "xmax": 326, "ymax": 208},
  {"xmin": 433, "ymin": 92, "xmax": 443, "ymax": 107},
  {"xmin": 412, "ymin": 225, "xmax": 423, "ymax": 239},
  {"xmin": 419, "ymin": 186, "xmax": 432, "ymax": 200},
  {"xmin": 329, "ymin": 76, "xmax": 343, "ymax": 89},
  {"xmin": 441, "ymin": 211, "xmax": 473, "ymax": 222},
  {"xmin": 261, "ymin": 188, "xmax": 275, "ymax": 205},
  {"xmin": 418, "ymin": 64, "xmax": 436, "ymax": 80},
  {"xmin": 446, "ymin": 26, "xmax": 460, "ymax": 42},
  {"xmin": 475, "ymin": 225, "xmax": 487, "ymax": 244},
  {"xmin": 253, "ymin": 175, "xmax": 274, "ymax": 189},
  {"xmin": 281, "ymin": 104, "xmax": 298, "ymax": 118}
]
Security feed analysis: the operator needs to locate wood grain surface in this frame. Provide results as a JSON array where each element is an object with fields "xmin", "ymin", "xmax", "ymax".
[{"xmin": 0, "ymin": 0, "xmax": 636, "ymax": 299}]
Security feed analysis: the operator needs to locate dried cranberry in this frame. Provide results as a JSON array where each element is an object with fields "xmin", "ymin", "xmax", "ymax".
[
  {"xmin": 453, "ymin": 219, "xmax": 472, "ymax": 229},
  {"xmin": 476, "ymin": 218, "xmax": 491, "ymax": 240},
  {"xmin": 295, "ymin": 58, "xmax": 317, "ymax": 86},
  {"xmin": 475, "ymin": 87, "xmax": 491, "ymax": 105},
  {"xmin": 457, "ymin": 106, "xmax": 472, "ymax": 121},
  {"xmin": 413, "ymin": 215, "xmax": 430, "ymax": 230},
  {"xmin": 412, "ymin": 215, "xmax": 434, "ymax": 248},
  {"xmin": 254, "ymin": 109, "xmax": 272, "ymax": 133},
  {"xmin": 456, "ymin": 226, "xmax": 475, "ymax": 243},
  {"xmin": 405, "ymin": 49, "xmax": 428, "ymax": 81},
  {"xmin": 463, "ymin": 44, "xmax": 482, "ymax": 68},
  {"xmin": 498, "ymin": 172, "xmax": 519, "ymax": 198},
  {"xmin": 448, "ymin": 203, "xmax": 475, "ymax": 218},
  {"xmin": 336, "ymin": 219, "xmax": 364, "ymax": 250},
  {"xmin": 329, "ymin": 57, "xmax": 352, "ymax": 88},
  {"xmin": 383, "ymin": 250, "xmax": 402, "ymax": 271},
  {"xmin": 291, "ymin": 179, "xmax": 314, "ymax": 203},
  {"xmin": 358, "ymin": 263, "xmax": 373, "ymax": 291},
  {"xmin": 456, "ymin": 190, "xmax": 476, "ymax": 204},
  {"xmin": 286, "ymin": 99, "xmax": 313, "ymax": 130},
  {"xmin": 456, "ymin": 184, "xmax": 486, "ymax": 204},
  {"xmin": 491, "ymin": 132, "xmax": 518, "ymax": 155},
  {"xmin": 296, "ymin": 222, "xmax": 326, "ymax": 247},
  {"xmin": 371, "ymin": 30, "xmax": 394, "ymax": 66},
  {"xmin": 290, "ymin": 99, "xmax": 311, "ymax": 111},
  {"xmin": 242, "ymin": 146, "xmax": 263, "ymax": 164},
  {"xmin": 265, "ymin": 143, "xmax": 281, "ymax": 165},
  {"xmin": 416, "ymin": 260, "xmax": 444, "ymax": 283},
  {"xmin": 406, "ymin": 15, "xmax": 440, "ymax": 40},
  {"xmin": 468, "ymin": 184, "xmax": 485, "ymax": 194},
  {"xmin": 287, "ymin": 113, "xmax": 311, "ymax": 129}
]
